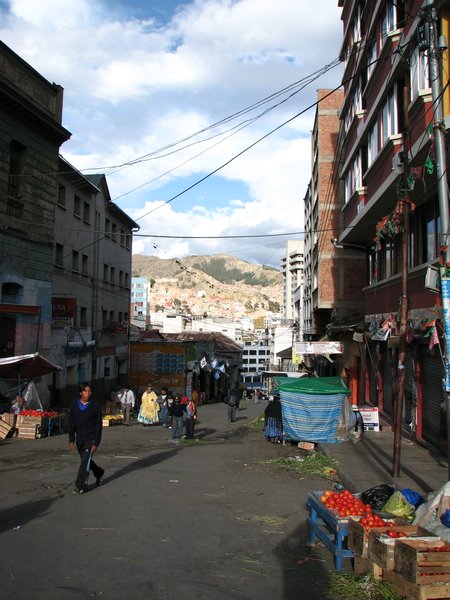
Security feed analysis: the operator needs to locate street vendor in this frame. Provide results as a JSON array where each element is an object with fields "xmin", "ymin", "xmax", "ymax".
[{"xmin": 10, "ymin": 394, "xmax": 25, "ymax": 414}]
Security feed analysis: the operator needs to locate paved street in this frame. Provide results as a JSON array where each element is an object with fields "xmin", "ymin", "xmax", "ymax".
[{"xmin": 0, "ymin": 400, "xmax": 338, "ymax": 600}]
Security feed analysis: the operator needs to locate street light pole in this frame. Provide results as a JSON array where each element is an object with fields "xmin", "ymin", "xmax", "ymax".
[{"xmin": 424, "ymin": 2, "xmax": 450, "ymax": 479}]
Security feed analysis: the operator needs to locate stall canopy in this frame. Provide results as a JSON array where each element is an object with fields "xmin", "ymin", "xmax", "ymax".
[
  {"xmin": 0, "ymin": 353, "xmax": 62, "ymax": 380},
  {"xmin": 273, "ymin": 376, "xmax": 351, "ymax": 444}
]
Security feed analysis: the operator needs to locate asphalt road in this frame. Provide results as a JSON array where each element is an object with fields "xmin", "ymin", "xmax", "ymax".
[{"xmin": 0, "ymin": 400, "xmax": 339, "ymax": 600}]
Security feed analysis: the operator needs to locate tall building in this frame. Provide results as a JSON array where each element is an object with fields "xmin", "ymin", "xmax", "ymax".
[
  {"xmin": 131, "ymin": 276, "xmax": 152, "ymax": 328},
  {"xmin": 337, "ymin": 0, "xmax": 450, "ymax": 452},
  {"xmin": 280, "ymin": 240, "xmax": 304, "ymax": 322},
  {"xmin": 0, "ymin": 42, "xmax": 70, "ymax": 404},
  {"xmin": 303, "ymin": 88, "xmax": 356, "ymax": 341}
]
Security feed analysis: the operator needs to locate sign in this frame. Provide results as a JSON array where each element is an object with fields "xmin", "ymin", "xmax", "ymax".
[
  {"xmin": 359, "ymin": 406, "xmax": 380, "ymax": 432},
  {"xmin": 51, "ymin": 297, "xmax": 76, "ymax": 328},
  {"xmin": 294, "ymin": 341, "xmax": 343, "ymax": 355},
  {"xmin": 353, "ymin": 332, "xmax": 364, "ymax": 343},
  {"xmin": 441, "ymin": 277, "xmax": 450, "ymax": 392}
]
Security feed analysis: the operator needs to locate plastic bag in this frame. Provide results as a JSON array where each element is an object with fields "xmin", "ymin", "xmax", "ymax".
[
  {"xmin": 361, "ymin": 484, "xmax": 396, "ymax": 510},
  {"xmin": 336, "ymin": 399, "xmax": 357, "ymax": 442},
  {"xmin": 401, "ymin": 487, "xmax": 423, "ymax": 509},
  {"xmin": 440, "ymin": 508, "xmax": 450, "ymax": 528},
  {"xmin": 382, "ymin": 490, "xmax": 415, "ymax": 519},
  {"xmin": 414, "ymin": 483, "xmax": 450, "ymax": 529}
]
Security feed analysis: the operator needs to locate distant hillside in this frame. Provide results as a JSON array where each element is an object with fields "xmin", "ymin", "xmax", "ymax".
[{"xmin": 132, "ymin": 254, "xmax": 283, "ymax": 318}]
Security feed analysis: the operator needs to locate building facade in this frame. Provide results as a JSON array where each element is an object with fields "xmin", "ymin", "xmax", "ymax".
[
  {"xmin": 336, "ymin": 0, "xmax": 450, "ymax": 452},
  {"xmin": 280, "ymin": 239, "xmax": 305, "ymax": 323},
  {"xmin": 0, "ymin": 42, "xmax": 71, "ymax": 403}
]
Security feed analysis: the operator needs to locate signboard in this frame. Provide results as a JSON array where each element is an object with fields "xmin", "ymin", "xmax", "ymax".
[
  {"xmin": 441, "ymin": 277, "xmax": 450, "ymax": 392},
  {"xmin": 359, "ymin": 406, "xmax": 380, "ymax": 432},
  {"xmin": 294, "ymin": 341, "xmax": 343, "ymax": 355},
  {"xmin": 51, "ymin": 297, "xmax": 76, "ymax": 328}
]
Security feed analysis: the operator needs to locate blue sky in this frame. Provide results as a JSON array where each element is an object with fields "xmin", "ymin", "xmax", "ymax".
[{"xmin": 0, "ymin": 0, "xmax": 343, "ymax": 266}]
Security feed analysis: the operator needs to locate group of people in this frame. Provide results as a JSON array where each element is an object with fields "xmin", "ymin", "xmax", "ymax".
[
  {"xmin": 69, "ymin": 381, "xmax": 199, "ymax": 495},
  {"xmin": 118, "ymin": 382, "xmax": 198, "ymax": 441}
]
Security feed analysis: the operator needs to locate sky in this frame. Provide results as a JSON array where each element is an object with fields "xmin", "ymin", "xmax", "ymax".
[{"xmin": 0, "ymin": 0, "xmax": 344, "ymax": 267}]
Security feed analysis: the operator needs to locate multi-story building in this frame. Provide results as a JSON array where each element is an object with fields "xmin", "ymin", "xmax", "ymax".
[
  {"xmin": 336, "ymin": 0, "xmax": 450, "ymax": 452},
  {"xmin": 303, "ymin": 88, "xmax": 359, "ymax": 342},
  {"xmin": 131, "ymin": 276, "xmax": 152, "ymax": 328},
  {"xmin": 280, "ymin": 240, "xmax": 304, "ymax": 323},
  {"xmin": 49, "ymin": 161, "xmax": 139, "ymax": 405},
  {"xmin": 240, "ymin": 332, "xmax": 270, "ymax": 389},
  {"xmin": 0, "ymin": 42, "xmax": 71, "ymax": 404}
]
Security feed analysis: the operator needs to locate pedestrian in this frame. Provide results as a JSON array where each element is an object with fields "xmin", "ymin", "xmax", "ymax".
[
  {"xmin": 263, "ymin": 394, "xmax": 283, "ymax": 443},
  {"xmin": 69, "ymin": 383, "xmax": 104, "ymax": 494},
  {"xmin": 166, "ymin": 390, "xmax": 174, "ymax": 427},
  {"xmin": 184, "ymin": 396, "xmax": 197, "ymax": 439},
  {"xmin": 227, "ymin": 388, "xmax": 239, "ymax": 423},
  {"xmin": 170, "ymin": 395, "xmax": 185, "ymax": 440},
  {"xmin": 118, "ymin": 384, "xmax": 135, "ymax": 426},
  {"xmin": 157, "ymin": 387, "xmax": 170, "ymax": 428},
  {"xmin": 254, "ymin": 389, "xmax": 261, "ymax": 404},
  {"xmin": 137, "ymin": 382, "xmax": 159, "ymax": 425}
]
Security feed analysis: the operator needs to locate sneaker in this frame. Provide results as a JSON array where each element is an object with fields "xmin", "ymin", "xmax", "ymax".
[
  {"xmin": 96, "ymin": 475, "xmax": 103, "ymax": 487},
  {"xmin": 73, "ymin": 488, "xmax": 86, "ymax": 495}
]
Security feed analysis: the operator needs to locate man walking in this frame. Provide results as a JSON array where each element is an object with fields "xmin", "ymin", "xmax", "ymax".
[
  {"xmin": 119, "ymin": 384, "xmax": 135, "ymax": 426},
  {"xmin": 69, "ymin": 383, "xmax": 104, "ymax": 494},
  {"xmin": 227, "ymin": 389, "xmax": 239, "ymax": 423}
]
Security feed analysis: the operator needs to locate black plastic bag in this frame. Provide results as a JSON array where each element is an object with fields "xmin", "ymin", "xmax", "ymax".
[{"xmin": 361, "ymin": 484, "xmax": 396, "ymax": 510}]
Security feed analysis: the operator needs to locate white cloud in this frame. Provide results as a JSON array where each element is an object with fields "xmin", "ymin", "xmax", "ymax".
[{"xmin": 1, "ymin": 0, "xmax": 343, "ymax": 266}]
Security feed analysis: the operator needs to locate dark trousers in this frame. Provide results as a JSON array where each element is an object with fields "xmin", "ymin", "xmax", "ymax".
[
  {"xmin": 228, "ymin": 404, "xmax": 236, "ymax": 422},
  {"xmin": 76, "ymin": 442, "xmax": 103, "ymax": 490},
  {"xmin": 185, "ymin": 417, "xmax": 195, "ymax": 439}
]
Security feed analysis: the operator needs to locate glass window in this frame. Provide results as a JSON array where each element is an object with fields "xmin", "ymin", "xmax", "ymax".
[
  {"xmin": 58, "ymin": 184, "xmax": 66, "ymax": 208},
  {"xmin": 72, "ymin": 251, "xmax": 79, "ymax": 272},
  {"xmin": 410, "ymin": 46, "xmax": 430, "ymax": 101}
]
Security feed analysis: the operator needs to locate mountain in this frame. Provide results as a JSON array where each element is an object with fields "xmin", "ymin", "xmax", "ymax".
[{"xmin": 132, "ymin": 254, "xmax": 284, "ymax": 319}]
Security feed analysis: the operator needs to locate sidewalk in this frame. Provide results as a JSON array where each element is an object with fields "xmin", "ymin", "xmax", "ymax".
[{"xmin": 318, "ymin": 419, "xmax": 448, "ymax": 496}]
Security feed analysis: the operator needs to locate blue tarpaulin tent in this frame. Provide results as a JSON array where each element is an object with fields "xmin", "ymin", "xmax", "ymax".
[{"xmin": 273, "ymin": 376, "xmax": 351, "ymax": 444}]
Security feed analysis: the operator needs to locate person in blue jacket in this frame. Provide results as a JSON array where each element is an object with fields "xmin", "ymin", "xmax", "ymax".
[{"xmin": 69, "ymin": 383, "xmax": 104, "ymax": 494}]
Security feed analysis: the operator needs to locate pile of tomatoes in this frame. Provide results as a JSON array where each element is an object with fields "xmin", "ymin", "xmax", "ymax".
[
  {"xmin": 321, "ymin": 489, "xmax": 394, "ymax": 529},
  {"xmin": 19, "ymin": 409, "xmax": 59, "ymax": 417}
]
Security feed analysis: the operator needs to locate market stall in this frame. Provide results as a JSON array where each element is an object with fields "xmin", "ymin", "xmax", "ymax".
[
  {"xmin": 274, "ymin": 376, "xmax": 352, "ymax": 443},
  {"xmin": 0, "ymin": 353, "xmax": 63, "ymax": 440}
]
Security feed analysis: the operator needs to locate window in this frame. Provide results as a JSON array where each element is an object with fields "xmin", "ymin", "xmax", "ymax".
[
  {"xmin": 80, "ymin": 307, "xmax": 87, "ymax": 328},
  {"xmin": 58, "ymin": 184, "xmax": 66, "ymax": 208},
  {"xmin": 82, "ymin": 254, "xmax": 88, "ymax": 276},
  {"xmin": 83, "ymin": 202, "xmax": 90, "ymax": 224},
  {"xmin": 111, "ymin": 223, "xmax": 117, "ymax": 242},
  {"xmin": 102, "ymin": 310, "xmax": 107, "ymax": 327},
  {"xmin": 72, "ymin": 251, "xmax": 79, "ymax": 272},
  {"xmin": 380, "ymin": 88, "xmax": 397, "ymax": 145},
  {"xmin": 74, "ymin": 195, "xmax": 81, "ymax": 218},
  {"xmin": 367, "ymin": 41, "xmax": 377, "ymax": 79},
  {"xmin": 409, "ymin": 196, "xmax": 441, "ymax": 267},
  {"xmin": 103, "ymin": 264, "xmax": 109, "ymax": 282},
  {"xmin": 110, "ymin": 266, "xmax": 115, "ymax": 285},
  {"xmin": 8, "ymin": 141, "xmax": 25, "ymax": 198},
  {"xmin": 55, "ymin": 244, "xmax": 64, "ymax": 268},
  {"xmin": 410, "ymin": 46, "xmax": 430, "ymax": 101},
  {"xmin": 344, "ymin": 151, "xmax": 363, "ymax": 202},
  {"xmin": 104, "ymin": 357, "xmax": 111, "ymax": 378},
  {"xmin": 109, "ymin": 311, "xmax": 114, "ymax": 322},
  {"xmin": 120, "ymin": 229, "xmax": 126, "ymax": 247},
  {"xmin": 368, "ymin": 122, "xmax": 378, "ymax": 167},
  {"xmin": 105, "ymin": 218, "xmax": 110, "ymax": 237},
  {"xmin": 119, "ymin": 270, "xmax": 124, "ymax": 286},
  {"xmin": 124, "ymin": 272, "xmax": 129, "ymax": 288}
]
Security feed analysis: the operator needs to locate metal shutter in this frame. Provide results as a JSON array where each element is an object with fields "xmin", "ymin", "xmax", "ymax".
[{"xmin": 421, "ymin": 352, "xmax": 444, "ymax": 449}]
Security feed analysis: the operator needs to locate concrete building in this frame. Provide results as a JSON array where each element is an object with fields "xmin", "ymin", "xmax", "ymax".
[
  {"xmin": 280, "ymin": 240, "xmax": 304, "ymax": 322},
  {"xmin": 131, "ymin": 276, "xmax": 152, "ymax": 328},
  {"xmin": 49, "ymin": 161, "xmax": 139, "ymax": 405},
  {"xmin": 336, "ymin": 0, "xmax": 450, "ymax": 453},
  {"xmin": 240, "ymin": 332, "xmax": 270, "ymax": 389},
  {"xmin": 303, "ymin": 88, "xmax": 355, "ymax": 341},
  {"xmin": 0, "ymin": 42, "xmax": 70, "ymax": 404}
]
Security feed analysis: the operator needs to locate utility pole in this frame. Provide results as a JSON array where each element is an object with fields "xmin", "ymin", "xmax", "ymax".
[{"xmin": 422, "ymin": 1, "xmax": 450, "ymax": 478}]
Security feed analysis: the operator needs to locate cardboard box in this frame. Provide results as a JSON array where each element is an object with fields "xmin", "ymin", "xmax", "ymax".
[{"xmin": 394, "ymin": 538, "xmax": 450, "ymax": 584}]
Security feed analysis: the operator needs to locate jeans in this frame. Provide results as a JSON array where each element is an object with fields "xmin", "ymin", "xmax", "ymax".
[
  {"xmin": 172, "ymin": 416, "xmax": 184, "ymax": 439},
  {"xmin": 75, "ymin": 442, "xmax": 103, "ymax": 490},
  {"xmin": 160, "ymin": 405, "xmax": 169, "ymax": 427}
]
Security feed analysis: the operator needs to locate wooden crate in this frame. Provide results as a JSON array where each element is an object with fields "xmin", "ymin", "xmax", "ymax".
[
  {"xmin": 353, "ymin": 555, "xmax": 383, "ymax": 580},
  {"xmin": 1, "ymin": 413, "xmax": 18, "ymax": 427},
  {"xmin": 394, "ymin": 538, "xmax": 450, "ymax": 585},
  {"xmin": 383, "ymin": 567, "xmax": 450, "ymax": 600},
  {"xmin": 347, "ymin": 519, "xmax": 395, "ymax": 558},
  {"xmin": 17, "ymin": 416, "xmax": 41, "ymax": 439},
  {"xmin": 0, "ymin": 419, "xmax": 13, "ymax": 439},
  {"xmin": 368, "ymin": 526, "xmax": 436, "ymax": 571}
]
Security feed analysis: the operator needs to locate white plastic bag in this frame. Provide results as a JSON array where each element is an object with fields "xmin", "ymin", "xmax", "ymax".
[{"xmin": 413, "ymin": 482, "xmax": 450, "ymax": 529}]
